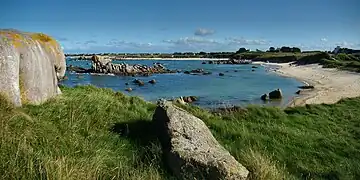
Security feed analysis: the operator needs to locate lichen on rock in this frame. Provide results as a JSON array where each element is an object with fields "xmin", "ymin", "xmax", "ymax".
[{"xmin": 0, "ymin": 29, "xmax": 66, "ymax": 106}]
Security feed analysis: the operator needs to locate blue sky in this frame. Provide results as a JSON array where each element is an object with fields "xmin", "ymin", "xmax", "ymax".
[{"xmin": 1, "ymin": 0, "xmax": 359, "ymax": 53}]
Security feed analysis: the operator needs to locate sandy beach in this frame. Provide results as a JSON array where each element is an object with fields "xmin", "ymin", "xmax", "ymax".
[{"xmin": 264, "ymin": 62, "xmax": 360, "ymax": 106}]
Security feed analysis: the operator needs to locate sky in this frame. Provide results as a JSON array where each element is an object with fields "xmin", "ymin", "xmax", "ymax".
[{"xmin": 1, "ymin": 0, "xmax": 360, "ymax": 53}]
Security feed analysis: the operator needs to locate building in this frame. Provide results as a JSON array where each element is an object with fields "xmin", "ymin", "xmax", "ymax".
[{"xmin": 332, "ymin": 46, "xmax": 341, "ymax": 54}]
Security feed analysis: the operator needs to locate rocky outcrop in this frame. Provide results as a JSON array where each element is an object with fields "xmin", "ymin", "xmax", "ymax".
[
  {"xmin": 0, "ymin": 29, "xmax": 66, "ymax": 106},
  {"xmin": 184, "ymin": 68, "xmax": 212, "ymax": 75},
  {"xmin": 261, "ymin": 89, "xmax": 283, "ymax": 100},
  {"xmin": 67, "ymin": 65, "xmax": 91, "ymax": 73},
  {"xmin": 153, "ymin": 100, "xmax": 249, "ymax": 180},
  {"xmin": 90, "ymin": 55, "xmax": 176, "ymax": 76}
]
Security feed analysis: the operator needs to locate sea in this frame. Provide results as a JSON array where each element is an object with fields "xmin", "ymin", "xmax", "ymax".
[{"xmin": 61, "ymin": 59, "xmax": 303, "ymax": 109}]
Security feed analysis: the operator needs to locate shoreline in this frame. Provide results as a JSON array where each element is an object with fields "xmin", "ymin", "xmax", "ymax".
[{"xmin": 263, "ymin": 62, "xmax": 360, "ymax": 107}]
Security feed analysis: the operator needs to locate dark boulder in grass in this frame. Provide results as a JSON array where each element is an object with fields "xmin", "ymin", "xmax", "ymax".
[{"xmin": 153, "ymin": 100, "xmax": 249, "ymax": 180}]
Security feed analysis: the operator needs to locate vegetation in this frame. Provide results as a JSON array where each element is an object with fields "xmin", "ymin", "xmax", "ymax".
[{"xmin": 1, "ymin": 85, "xmax": 360, "ymax": 179}]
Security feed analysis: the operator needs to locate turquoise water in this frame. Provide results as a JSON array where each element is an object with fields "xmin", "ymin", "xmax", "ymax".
[{"xmin": 62, "ymin": 59, "xmax": 303, "ymax": 108}]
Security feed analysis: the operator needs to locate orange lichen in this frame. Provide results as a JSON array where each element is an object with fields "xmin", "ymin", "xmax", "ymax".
[
  {"xmin": 30, "ymin": 33, "xmax": 55, "ymax": 43},
  {"xmin": 30, "ymin": 33, "xmax": 62, "ymax": 57},
  {"xmin": 0, "ymin": 31, "xmax": 25, "ymax": 48}
]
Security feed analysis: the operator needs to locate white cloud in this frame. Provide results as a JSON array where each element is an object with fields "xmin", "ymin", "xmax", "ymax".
[
  {"xmin": 320, "ymin": 38, "xmax": 328, "ymax": 42},
  {"xmin": 163, "ymin": 37, "xmax": 220, "ymax": 45},
  {"xmin": 226, "ymin": 37, "xmax": 271, "ymax": 45},
  {"xmin": 194, "ymin": 28, "xmax": 215, "ymax": 36},
  {"xmin": 106, "ymin": 39, "xmax": 155, "ymax": 49},
  {"xmin": 84, "ymin": 40, "xmax": 97, "ymax": 45}
]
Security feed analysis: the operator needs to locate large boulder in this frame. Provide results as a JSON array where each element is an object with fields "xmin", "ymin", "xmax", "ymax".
[
  {"xmin": 269, "ymin": 89, "xmax": 283, "ymax": 99},
  {"xmin": 153, "ymin": 100, "xmax": 249, "ymax": 180},
  {"xmin": 0, "ymin": 29, "xmax": 66, "ymax": 106}
]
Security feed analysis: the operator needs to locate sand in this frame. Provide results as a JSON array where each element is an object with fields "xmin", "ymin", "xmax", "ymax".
[{"xmin": 264, "ymin": 62, "xmax": 360, "ymax": 106}]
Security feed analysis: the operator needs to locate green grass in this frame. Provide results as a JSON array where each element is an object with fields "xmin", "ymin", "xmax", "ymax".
[
  {"xmin": 234, "ymin": 51, "xmax": 360, "ymax": 72},
  {"xmin": 1, "ymin": 85, "xmax": 360, "ymax": 179},
  {"xmin": 0, "ymin": 85, "xmax": 172, "ymax": 180}
]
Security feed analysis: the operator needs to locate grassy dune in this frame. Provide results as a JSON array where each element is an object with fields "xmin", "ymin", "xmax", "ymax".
[
  {"xmin": 1, "ymin": 85, "xmax": 360, "ymax": 180},
  {"xmin": 234, "ymin": 51, "xmax": 360, "ymax": 72}
]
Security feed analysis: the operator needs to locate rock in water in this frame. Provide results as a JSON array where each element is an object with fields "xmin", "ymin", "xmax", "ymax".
[
  {"xmin": 0, "ymin": 29, "xmax": 66, "ymax": 106},
  {"xmin": 298, "ymin": 85, "xmax": 315, "ymax": 89},
  {"xmin": 149, "ymin": 79, "xmax": 156, "ymax": 84},
  {"xmin": 261, "ymin": 94, "xmax": 269, "ymax": 101},
  {"xmin": 153, "ymin": 100, "xmax": 249, "ymax": 180},
  {"xmin": 269, "ymin": 89, "xmax": 283, "ymax": 99}
]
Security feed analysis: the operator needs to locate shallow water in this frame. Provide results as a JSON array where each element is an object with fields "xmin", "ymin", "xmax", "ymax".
[{"xmin": 61, "ymin": 59, "xmax": 303, "ymax": 108}]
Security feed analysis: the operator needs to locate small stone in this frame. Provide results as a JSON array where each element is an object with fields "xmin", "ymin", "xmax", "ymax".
[
  {"xmin": 125, "ymin": 87, "xmax": 132, "ymax": 92},
  {"xmin": 298, "ymin": 85, "xmax": 315, "ymax": 89},
  {"xmin": 219, "ymin": 73, "xmax": 225, "ymax": 76},
  {"xmin": 138, "ymin": 81, "xmax": 145, "ymax": 86},
  {"xmin": 149, "ymin": 79, "xmax": 156, "ymax": 84}
]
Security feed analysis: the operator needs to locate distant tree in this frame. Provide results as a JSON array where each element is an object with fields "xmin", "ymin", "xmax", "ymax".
[
  {"xmin": 256, "ymin": 49, "xmax": 263, "ymax": 52},
  {"xmin": 199, "ymin": 51, "xmax": 207, "ymax": 55},
  {"xmin": 292, "ymin": 47, "xmax": 301, "ymax": 53},
  {"xmin": 268, "ymin": 47, "xmax": 276, "ymax": 52},
  {"xmin": 236, "ymin": 47, "xmax": 249, "ymax": 53},
  {"xmin": 280, "ymin": 46, "xmax": 292, "ymax": 52}
]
